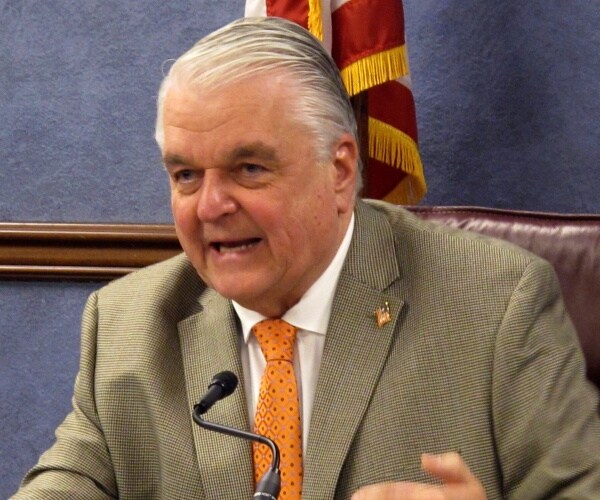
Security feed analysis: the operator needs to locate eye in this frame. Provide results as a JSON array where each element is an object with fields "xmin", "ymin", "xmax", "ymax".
[
  {"xmin": 172, "ymin": 169, "xmax": 199, "ymax": 183},
  {"xmin": 167, "ymin": 167, "xmax": 204, "ymax": 194},
  {"xmin": 240, "ymin": 163, "xmax": 266, "ymax": 175},
  {"xmin": 231, "ymin": 163, "xmax": 270, "ymax": 187}
]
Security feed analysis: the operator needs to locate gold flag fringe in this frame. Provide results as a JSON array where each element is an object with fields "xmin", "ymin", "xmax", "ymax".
[
  {"xmin": 308, "ymin": 0, "xmax": 323, "ymax": 41},
  {"xmin": 382, "ymin": 174, "xmax": 427, "ymax": 205},
  {"xmin": 341, "ymin": 45, "xmax": 410, "ymax": 97},
  {"xmin": 369, "ymin": 117, "xmax": 427, "ymax": 204},
  {"xmin": 302, "ymin": 2, "xmax": 423, "ymax": 204}
]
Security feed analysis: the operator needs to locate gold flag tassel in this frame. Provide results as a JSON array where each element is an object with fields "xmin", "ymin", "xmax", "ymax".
[
  {"xmin": 340, "ymin": 45, "xmax": 410, "ymax": 97},
  {"xmin": 308, "ymin": 0, "xmax": 323, "ymax": 41},
  {"xmin": 369, "ymin": 117, "xmax": 427, "ymax": 204}
]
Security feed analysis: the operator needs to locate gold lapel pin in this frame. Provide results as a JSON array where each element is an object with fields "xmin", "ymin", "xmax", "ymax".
[{"xmin": 374, "ymin": 301, "xmax": 391, "ymax": 327}]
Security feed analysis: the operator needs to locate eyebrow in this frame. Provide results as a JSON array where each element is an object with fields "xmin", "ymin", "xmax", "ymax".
[
  {"xmin": 225, "ymin": 142, "xmax": 280, "ymax": 163},
  {"xmin": 162, "ymin": 154, "xmax": 190, "ymax": 169},
  {"xmin": 162, "ymin": 141, "xmax": 280, "ymax": 170}
]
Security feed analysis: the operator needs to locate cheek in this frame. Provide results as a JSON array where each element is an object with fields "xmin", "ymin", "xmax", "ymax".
[
  {"xmin": 255, "ymin": 203, "xmax": 303, "ymax": 255},
  {"xmin": 171, "ymin": 196, "xmax": 196, "ymax": 229},
  {"xmin": 307, "ymin": 190, "xmax": 337, "ymax": 225},
  {"xmin": 282, "ymin": 203, "xmax": 328, "ymax": 251},
  {"xmin": 171, "ymin": 202, "xmax": 203, "ymax": 255}
]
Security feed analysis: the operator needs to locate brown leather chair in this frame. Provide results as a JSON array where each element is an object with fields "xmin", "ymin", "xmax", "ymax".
[{"xmin": 407, "ymin": 206, "xmax": 600, "ymax": 390}]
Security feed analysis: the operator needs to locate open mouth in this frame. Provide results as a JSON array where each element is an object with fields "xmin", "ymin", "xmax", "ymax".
[{"xmin": 211, "ymin": 238, "xmax": 262, "ymax": 253}]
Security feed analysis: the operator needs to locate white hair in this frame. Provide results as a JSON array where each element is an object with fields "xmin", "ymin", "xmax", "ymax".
[{"xmin": 155, "ymin": 17, "xmax": 362, "ymax": 185}]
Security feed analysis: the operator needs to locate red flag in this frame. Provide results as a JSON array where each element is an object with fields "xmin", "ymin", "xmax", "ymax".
[{"xmin": 245, "ymin": 0, "xmax": 426, "ymax": 204}]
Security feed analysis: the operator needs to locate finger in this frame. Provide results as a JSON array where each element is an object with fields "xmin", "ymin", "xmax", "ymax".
[
  {"xmin": 421, "ymin": 452, "xmax": 476, "ymax": 484},
  {"xmin": 352, "ymin": 481, "xmax": 443, "ymax": 500}
]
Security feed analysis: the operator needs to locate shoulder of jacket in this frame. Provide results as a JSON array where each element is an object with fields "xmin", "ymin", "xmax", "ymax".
[
  {"xmin": 362, "ymin": 198, "xmax": 540, "ymax": 267},
  {"xmin": 96, "ymin": 252, "xmax": 205, "ymax": 304}
]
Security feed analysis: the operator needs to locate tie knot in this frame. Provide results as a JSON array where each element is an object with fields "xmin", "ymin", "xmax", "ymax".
[{"xmin": 252, "ymin": 319, "xmax": 297, "ymax": 362}]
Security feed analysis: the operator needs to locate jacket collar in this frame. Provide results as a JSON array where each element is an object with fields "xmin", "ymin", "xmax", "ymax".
[{"xmin": 302, "ymin": 199, "xmax": 406, "ymax": 498}]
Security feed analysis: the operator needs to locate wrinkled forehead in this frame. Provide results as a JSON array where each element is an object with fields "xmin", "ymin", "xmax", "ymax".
[{"xmin": 161, "ymin": 71, "xmax": 311, "ymax": 144}]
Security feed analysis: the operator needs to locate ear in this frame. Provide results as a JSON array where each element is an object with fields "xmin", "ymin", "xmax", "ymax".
[{"xmin": 331, "ymin": 133, "xmax": 359, "ymax": 213}]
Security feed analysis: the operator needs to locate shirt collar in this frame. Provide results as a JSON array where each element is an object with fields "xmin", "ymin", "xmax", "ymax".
[{"xmin": 234, "ymin": 213, "xmax": 355, "ymax": 342}]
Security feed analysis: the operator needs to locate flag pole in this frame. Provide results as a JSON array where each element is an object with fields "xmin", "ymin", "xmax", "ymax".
[{"xmin": 351, "ymin": 91, "xmax": 369, "ymax": 197}]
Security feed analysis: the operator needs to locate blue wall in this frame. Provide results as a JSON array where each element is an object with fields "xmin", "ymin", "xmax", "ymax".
[
  {"xmin": 408, "ymin": 1, "xmax": 599, "ymax": 212},
  {"xmin": 1, "ymin": 1, "xmax": 598, "ymax": 496},
  {"xmin": 0, "ymin": 281, "xmax": 97, "ymax": 493}
]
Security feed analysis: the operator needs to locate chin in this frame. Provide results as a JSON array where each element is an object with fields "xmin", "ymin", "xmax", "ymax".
[{"xmin": 211, "ymin": 280, "xmax": 259, "ymax": 303}]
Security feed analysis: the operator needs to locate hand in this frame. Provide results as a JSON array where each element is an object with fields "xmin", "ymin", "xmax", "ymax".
[{"xmin": 351, "ymin": 452, "xmax": 487, "ymax": 499}]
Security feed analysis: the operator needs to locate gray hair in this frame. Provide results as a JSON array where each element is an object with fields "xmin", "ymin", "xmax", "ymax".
[{"xmin": 155, "ymin": 17, "xmax": 362, "ymax": 185}]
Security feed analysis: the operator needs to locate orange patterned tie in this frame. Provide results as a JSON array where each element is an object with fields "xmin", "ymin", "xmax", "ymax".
[{"xmin": 252, "ymin": 319, "xmax": 303, "ymax": 499}]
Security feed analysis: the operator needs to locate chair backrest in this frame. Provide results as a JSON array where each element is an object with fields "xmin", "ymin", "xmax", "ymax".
[{"xmin": 407, "ymin": 206, "xmax": 600, "ymax": 390}]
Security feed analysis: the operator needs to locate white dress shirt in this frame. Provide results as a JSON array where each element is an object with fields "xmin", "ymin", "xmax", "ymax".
[{"xmin": 233, "ymin": 214, "xmax": 354, "ymax": 453}]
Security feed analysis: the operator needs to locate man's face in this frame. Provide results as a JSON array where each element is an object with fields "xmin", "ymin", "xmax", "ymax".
[{"xmin": 161, "ymin": 72, "xmax": 357, "ymax": 317}]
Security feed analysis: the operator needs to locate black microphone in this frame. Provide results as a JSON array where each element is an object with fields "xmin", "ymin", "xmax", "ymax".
[
  {"xmin": 193, "ymin": 371, "xmax": 281, "ymax": 499},
  {"xmin": 195, "ymin": 370, "xmax": 238, "ymax": 414}
]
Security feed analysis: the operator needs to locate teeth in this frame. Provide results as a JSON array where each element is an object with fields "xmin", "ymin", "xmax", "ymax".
[{"xmin": 216, "ymin": 240, "xmax": 260, "ymax": 253}]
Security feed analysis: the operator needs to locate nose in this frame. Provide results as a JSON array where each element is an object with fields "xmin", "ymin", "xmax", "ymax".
[{"xmin": 195, "ymin": 170, "xmax": 238, "ymax": 222}]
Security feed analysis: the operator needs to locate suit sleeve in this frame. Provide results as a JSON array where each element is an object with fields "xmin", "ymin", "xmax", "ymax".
[
  {"xmin": 492, "ymin": 258, "xmax": 600, "ymax": 498},
  {"xmin": 12, "ymin": 292, "xmax": 118, "ymax": 499}
]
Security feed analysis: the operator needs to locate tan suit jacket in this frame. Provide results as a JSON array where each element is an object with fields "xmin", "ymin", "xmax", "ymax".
[{"xmin": 16, "ymin": 200, "xmax": 600, "ymax": 499}]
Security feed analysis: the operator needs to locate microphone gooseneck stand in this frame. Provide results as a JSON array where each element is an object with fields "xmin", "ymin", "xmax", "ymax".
[{"xmin": 192, "ymin": 371, "xmax": 281, "ymax": 499}]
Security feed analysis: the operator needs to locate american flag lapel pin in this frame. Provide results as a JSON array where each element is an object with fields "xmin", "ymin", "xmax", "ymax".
[{"xmin": 374, "ymin": 301, "xmax": 391, "ymax": 327}]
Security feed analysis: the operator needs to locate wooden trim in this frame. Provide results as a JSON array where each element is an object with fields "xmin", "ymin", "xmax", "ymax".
[{"xmin": 0, "ymin": 222, "xmax": 181, "ymax": 280}]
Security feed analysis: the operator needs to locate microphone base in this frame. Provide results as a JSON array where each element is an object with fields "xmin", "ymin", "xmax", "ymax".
[{"xmin": 254, "ymin": 467, "xmax": 281, "ymax": 499}]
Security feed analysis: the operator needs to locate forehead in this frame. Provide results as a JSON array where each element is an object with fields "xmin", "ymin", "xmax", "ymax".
[{"xmin": 161, "ymin": 74, "xmax": 314, "ymax": 166}]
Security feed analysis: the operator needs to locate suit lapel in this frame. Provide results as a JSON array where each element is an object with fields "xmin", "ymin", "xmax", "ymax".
[
  {"xmin": 178, "ymin": 290, "xmax": 255, "ymax": 499},
  {"xmin": 303, "ymin": 200, "xmax": 406, "ymax": 498}
]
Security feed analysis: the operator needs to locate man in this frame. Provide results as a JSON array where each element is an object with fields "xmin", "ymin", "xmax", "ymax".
[{"xmin": 14, "ymin": 17, "xmax": 600, "ymax": 499}]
